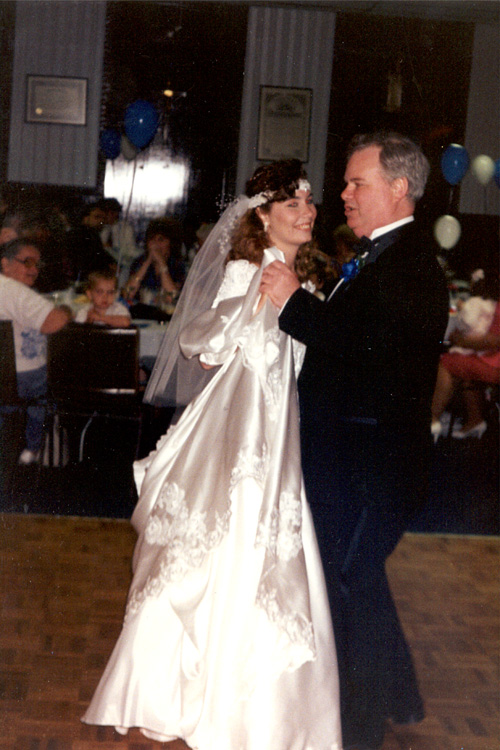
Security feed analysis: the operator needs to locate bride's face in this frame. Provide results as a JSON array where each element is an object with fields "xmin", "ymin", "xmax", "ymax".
[{"xmin": 262, "ymin": 190, "xmax": 316, "ymax": 259}]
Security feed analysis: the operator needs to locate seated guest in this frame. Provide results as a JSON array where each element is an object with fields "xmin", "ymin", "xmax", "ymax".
[
  {"xmin": 124, "ymin": 218, "xmax": 185, "ymax": 308},
  {"xmin": 21, "ymin": 206, "xmax": 73, "ymax": 293},
  {"xmin": 66, "ymin": 202, "xmax": 113, "ymax": 283},
  {"xmin": 75, "ymin": 268, "xmax": 130, "ymax": 327},
  {"xmin": 99, "ymin": 198, "xmax": 141, "ymax": 288},
  {"xmin": 0, "ymin": 238, "xmax": 71, "ymax": 464},
  {"xmin": 431, "ymin": 268, "xmax": 500, "ymax": 440},
  {"xmin": 1, "ymin": 207, "xmax": 70, "ymax": 291}
]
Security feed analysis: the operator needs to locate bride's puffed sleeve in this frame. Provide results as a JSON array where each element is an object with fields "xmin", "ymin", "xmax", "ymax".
[
  {"xmin": 211, "ymin": 260, "xmax": 258, "ymax": 307},
  {"xmin": 180, "ymin": 260, "xmax": 258, "ymax": 366}
]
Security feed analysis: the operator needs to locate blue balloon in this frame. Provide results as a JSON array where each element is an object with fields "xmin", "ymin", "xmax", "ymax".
[
  {"xmin": 124, "ymin": 100, "xmax": 159, "ymax": 149},
  {"xmin": 494, "ymin": 159, "xmax": 500, "ymax": 189},
  {"xmin": 440, "ymin": 144, "xmax": 470, "ymax": 186}
]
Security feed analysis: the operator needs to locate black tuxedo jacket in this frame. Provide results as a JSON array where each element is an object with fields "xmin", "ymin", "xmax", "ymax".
[{"xmin": 280, "ymin": 222, "xmax": 449, "ymax": 511}]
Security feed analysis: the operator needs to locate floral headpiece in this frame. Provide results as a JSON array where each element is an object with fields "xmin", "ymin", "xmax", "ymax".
[{"xmin": 247, "ymin": 179, "xmax": 312, "ymax": 209}]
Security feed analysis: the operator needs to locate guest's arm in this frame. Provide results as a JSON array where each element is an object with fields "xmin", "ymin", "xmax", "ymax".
[
  {"xmin": 40, "ymin": 306, "xmax": 72, "ymax": 334},
  {"xmin": 154, "ymin": 251, "xmax": 178, "ymax": 294},
  {"xmin": 124, "ymin": 254, "xmax": 153, "ymax": 301},
  {"xmin": 86, "ymin": 308, "xmax": 131, "ymax": 327}
]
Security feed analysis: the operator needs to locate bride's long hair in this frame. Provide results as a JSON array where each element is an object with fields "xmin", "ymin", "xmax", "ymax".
[{"xmin": 229, "ymin": 159, "xmax": 319, "ymax": 282}]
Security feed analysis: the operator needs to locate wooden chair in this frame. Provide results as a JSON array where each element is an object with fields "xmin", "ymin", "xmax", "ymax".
[
  {"xmin": 46, "ymin": 323, "xmax": 143, "ymax": 464},
  {"xmin": 0, "ymin": 320, "xmax": 48, "ymax": 494},
  {"xmin": 1, "ymin": 321, "xmax": 20, "ymax": 494},
  {"xmin": 0, "ymin": 320, "xmax": 20, "ymax": 405}
]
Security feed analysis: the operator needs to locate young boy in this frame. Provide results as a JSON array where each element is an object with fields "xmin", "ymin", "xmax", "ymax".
[{"xmin": 75, "ymin": 268, "xmax": 131, "ymax": 327}]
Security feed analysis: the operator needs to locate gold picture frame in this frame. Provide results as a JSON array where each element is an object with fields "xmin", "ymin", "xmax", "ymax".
[{"xmin": 26, "ymin": 75, "xmax": 87, "ymax": 126}]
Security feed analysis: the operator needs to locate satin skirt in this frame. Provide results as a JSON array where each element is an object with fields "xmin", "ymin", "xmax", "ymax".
[
  {"xmin": 82, "ymin": 475, "xmax": 341, "ymax": 749},
  {"xmin": 83, "ymin": 282, "xmax": 341, "ymax": 749}
]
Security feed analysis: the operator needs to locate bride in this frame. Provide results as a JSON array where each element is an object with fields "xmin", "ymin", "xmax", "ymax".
[{"xmin": 82, "ymin": 160, "xmax": 342, "ymax": 750}]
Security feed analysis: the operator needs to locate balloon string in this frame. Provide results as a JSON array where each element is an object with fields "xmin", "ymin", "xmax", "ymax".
[
  {"xmin": 448, "ymin": 186, "xmax": 453, "ymax": 213},
  {"xmin": 125, "ymin": 157, "xmax": 137, "ymax": 221},
  {"xmin": 111, "ymin": 158, "xmax": 137, "ymax": 286}
]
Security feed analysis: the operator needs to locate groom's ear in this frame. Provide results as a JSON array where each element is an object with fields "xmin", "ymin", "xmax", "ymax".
[{"xmin": 391, "ymin": 177, "xmax": 409, "ymax": 200}]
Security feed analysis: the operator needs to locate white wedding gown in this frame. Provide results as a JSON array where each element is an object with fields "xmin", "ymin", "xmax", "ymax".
[{"xmin": 82, "ymin": 248, "xmax": 342, "ymax": 750}]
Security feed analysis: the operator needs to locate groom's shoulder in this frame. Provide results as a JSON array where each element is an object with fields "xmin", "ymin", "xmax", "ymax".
[{"xmin": 382, "ymin": 221, "xmax": 434, "ymax": 262}]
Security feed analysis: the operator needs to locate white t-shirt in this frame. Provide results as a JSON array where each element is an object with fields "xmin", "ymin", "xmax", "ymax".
[
  {"xmin": 0, "ymin": 274, "xmax": 54, "ymax": 372},
  {"xmin": 74, "ymin": 300, "xmax": 131, "ymax": 323}
]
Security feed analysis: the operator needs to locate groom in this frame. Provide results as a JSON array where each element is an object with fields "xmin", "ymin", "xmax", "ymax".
[{"xmin": 260, "ymin": 132, "xmax": 449, "ymax": 750}]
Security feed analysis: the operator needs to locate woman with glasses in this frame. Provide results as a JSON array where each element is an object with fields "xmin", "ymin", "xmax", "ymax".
[{"xmin": 0, "ymin": 238, "xmax": 70, "ymax": 464}]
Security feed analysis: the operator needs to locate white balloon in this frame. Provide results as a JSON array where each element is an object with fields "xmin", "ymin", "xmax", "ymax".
[
  {"xmin": 471, "ymin": 155, "xmax": 495, "ymax": 186},
  {"xmin": 121, "ymin": 134, "xmax": 137, "ymax": 161},
  {"xmin": 434, "ymin": 215, "xmax": 461, "ymax": 250}
]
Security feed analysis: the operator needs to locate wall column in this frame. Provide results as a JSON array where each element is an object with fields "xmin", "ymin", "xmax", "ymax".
[
  {"xmin": 236, "ymin": 5, "xmax": 336, "ymax": 202},
  {"xmin": 459, "ymin": 23, "xmax": 499, "ymax": 216},
  {"xmin": 8, "ymin": 0, "xmax": 106, "ymax": 188}
]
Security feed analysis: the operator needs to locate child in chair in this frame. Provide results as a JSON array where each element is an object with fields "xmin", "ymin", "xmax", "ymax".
[{"xmin": 75, "ymin": 268, "xmax": 131, "ymax": 327}]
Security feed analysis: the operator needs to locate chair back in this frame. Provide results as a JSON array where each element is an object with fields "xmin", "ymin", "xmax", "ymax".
[
  {"xmin": 47, "ymin": 323, "xmax": 139, "ymax": 411},
  {"xmin": 0, "ymin": 320, "xmax": 19, "ymax": 405}
]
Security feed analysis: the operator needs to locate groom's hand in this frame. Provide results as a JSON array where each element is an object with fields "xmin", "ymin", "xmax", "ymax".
[{"xmin": 260, "ymin": 261, "xmax": 300, "ymax": 309}]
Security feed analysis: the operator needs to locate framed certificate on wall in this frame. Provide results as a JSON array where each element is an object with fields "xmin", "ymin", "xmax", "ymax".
[
  {"xmin": 257, "ymin": 86, "xmax": 312, "ymax": 162},
  {"xmin": 26, "ymin": 75, "xmax": 87, "ymax": 125}
]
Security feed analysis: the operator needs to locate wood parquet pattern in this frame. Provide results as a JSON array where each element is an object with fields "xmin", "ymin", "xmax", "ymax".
[{"xmin": 0, "ymin": 513, "xmax": 498, "ymax": 750}]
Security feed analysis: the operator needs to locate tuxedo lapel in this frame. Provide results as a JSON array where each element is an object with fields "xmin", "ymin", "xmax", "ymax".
[
  {"xmin": 364, "ymin": 226, "xmax": 403, "ymax": 265},
  {"xmin": 328, "ymin": 226, "xmax": 405, "ymax": 303}
]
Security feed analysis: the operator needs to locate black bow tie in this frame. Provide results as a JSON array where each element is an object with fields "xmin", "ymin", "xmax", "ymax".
[{"xmin": 354, "ymin": 236, "xmax": 377, "ymax": 255}]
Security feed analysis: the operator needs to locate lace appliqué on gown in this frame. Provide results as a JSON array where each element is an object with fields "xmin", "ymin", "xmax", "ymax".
[
  {"xmin": 256, "ymin": 490, "xmax": 303, "ymax": 563},
  {"xmin": 146, "ymin": 482, "xmax": 231, "ymax": 574},
  {"xmin": 256, "ymin": 584, "xmax": 315, "ymax": 659},
  {"xmin": 230, "ymin": 445, "xmax": 269, "ymax": 490},
  {"xmin": 127, "ymin": 483, "xmax": 232, "ymax": 617},
  {"xmin": 212, "ymin": 259, "xmax": 258, "ymax": 306}
]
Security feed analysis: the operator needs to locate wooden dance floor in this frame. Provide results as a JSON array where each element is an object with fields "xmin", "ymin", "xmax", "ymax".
[{"xmin": 0, "ymin": 513, "xmax": 498, "ymax": 750}]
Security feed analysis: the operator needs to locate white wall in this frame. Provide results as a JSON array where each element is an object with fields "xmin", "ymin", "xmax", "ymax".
[
  {"xmin": 236, "ymin": 5, "xmax": 336, "ymax": 201},
  {"xmin": 7, "ymin": 0, "xmax": 106, "ymax": 188},
  {"xmin": 459, "ymin": 23, "xmax": 499, "ymax": 216}
]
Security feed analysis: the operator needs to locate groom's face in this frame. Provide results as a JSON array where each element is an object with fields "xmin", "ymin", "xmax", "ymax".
[{"xmin": 341, "ymin": 146, "xmax": 400, "ymax": 238}]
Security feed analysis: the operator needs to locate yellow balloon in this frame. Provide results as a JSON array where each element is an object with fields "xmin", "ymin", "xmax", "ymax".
[
  {"xmin": 434, "ymin": 215, "xmax": 461, "ymax": 250},
  {"xmin": 471, "ymin": 155, "xmax": 495, "ymax": 186}
]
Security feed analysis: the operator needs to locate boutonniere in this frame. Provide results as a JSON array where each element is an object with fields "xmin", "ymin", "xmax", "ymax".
[{"xmin": 340, "ymin": 251, "xmax": 369, "ymax": 281}]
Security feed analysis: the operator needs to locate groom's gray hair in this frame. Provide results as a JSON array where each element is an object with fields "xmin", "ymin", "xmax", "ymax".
[{"xmin": 347, "ymin": 132, "xmax": 430, "ymax": 203}]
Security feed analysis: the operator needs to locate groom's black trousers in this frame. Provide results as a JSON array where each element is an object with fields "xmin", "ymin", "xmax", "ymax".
[{"xmin": 302, "ymin": 419, "xmax": 428, "ymax": 746}]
